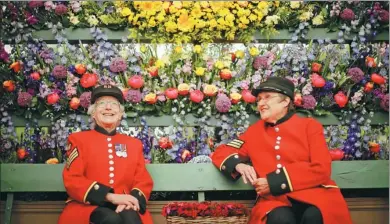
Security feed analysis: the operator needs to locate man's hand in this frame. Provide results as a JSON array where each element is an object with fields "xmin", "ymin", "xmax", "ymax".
[
  {"xmin": 253, "ymin": 178, "xmax": 270, "ymax": 196},
  {"xmin": 235, "ymin": 163, "xmax": 257, "ymax": 184},
  {"xmin": 115, "ymin": 204, "xmax": 135, "ymax": 213},
  {"xmin": 105, "ymin": 193, "xmax": 140, "ymax": 211}
]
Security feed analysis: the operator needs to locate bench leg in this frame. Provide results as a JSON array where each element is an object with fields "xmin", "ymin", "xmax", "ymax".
[
  {"xmin": 197, "ymin": 192, "xmax": 205, "ymax": 202},
  {"xmin": 4, "ymin": 193, "xmax": 14, "ymax": 224}
]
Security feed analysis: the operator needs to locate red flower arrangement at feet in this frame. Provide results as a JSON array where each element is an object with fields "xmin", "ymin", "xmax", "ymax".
[{"xmin": 162, "ymin": 201, "xmax": 249, "ymax": 219}]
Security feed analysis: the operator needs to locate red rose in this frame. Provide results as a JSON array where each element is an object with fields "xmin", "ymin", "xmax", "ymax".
[
  {"xmin": 311, "ymin": 62, "xmax": 322, "ymax": 73},
  {"xmin": 80, "ymin": 72, "xmax": 98, "ymax": 88},
  {"xmin": 128, "ymin": 75, "xmax": 144, "ymax": 89},
  {"xmin": 189, "ymin": 90, "xmax": 204, "ymax": 103},
  {"xmin": 165, "ymin": 88, "xmax": 179, "ymax": 100},
  {"xmin": 241, "ymin": 89, "xmax": 256, "ymax": 103},
  {"xmin": 30, "ymin": 72, "xmax": 40, "ymax": 80},
  {"xmin": 69, "ymin": 97, "xmax": 80, "ymax": 110},
  {"xmin": 47, "ymin": 92, "xmax": 60, "ymax": 105}
]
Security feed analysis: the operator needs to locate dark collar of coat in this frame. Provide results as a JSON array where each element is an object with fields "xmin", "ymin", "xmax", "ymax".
[
  {"xmin": 94, "ymin": 124, "xmax": 117, "ymax": 136},
  {"xmin": 264, "ymin": 110, "xmax": 295, "ymax": 127}
]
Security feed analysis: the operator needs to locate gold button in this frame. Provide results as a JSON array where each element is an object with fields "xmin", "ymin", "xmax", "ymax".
[
  {"xmin": 277, "ymin": 164, "xmax": 282, "ymax": 169},
  {"xmin": 276, "ymin": 155, "xmax": 281, "ymax": 160},
  {"xmin": 275, "ymin": 145, "xmax": 280, "ymax": 150},
  {"xmin": 86, "ymin": 201, "xmax": 90, "ymax": 204},
  {"xmin": 221, "ymin": 165, "xmax": 226, "ymax": 170},
  {"xmin": 277, "ymin": 136, "xmax": 281, "ymax": 140},
  {"xmin": 275, "ymin": 169, "xmax": 281, "ymax": 174},
  {"xmin": 94, "ymin": 184, "xmax": 100, "ymax": 190},
  {"xmin": 234, "ymin": 155, "xmax": 239, "ymax": 159},
  {"xmin": 107, "ymin": 138, "xmax": 111, "ymax": 141},
  {"xmin": 108, "ymin": 143, "xmax": 113, "ymax": 147},
  {"xmin": 276, "ymin": 141, "xmax": 281, "ymax": 145},
  {"xmin": 281, "ymin": 183, "xmax": 286, "ymax": 189},
  {"xmin": 275, "ymin": 127, "xmax": 280, "ymax": 132}
]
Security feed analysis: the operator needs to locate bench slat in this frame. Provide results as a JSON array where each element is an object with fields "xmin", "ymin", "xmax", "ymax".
[{"xmin": 1, "ymin": 161, "xmax": 388, "ymax": 192}]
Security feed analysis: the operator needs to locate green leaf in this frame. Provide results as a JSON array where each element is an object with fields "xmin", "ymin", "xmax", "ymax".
[{"xmin": 126, "ymin": 112, "xmax": 138, "ymax": 118}]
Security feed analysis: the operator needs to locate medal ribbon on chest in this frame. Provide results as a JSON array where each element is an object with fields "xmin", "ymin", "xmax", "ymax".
[{"xmin": 115, "ymin": 143, "xmax": 127, "ymax": 158}]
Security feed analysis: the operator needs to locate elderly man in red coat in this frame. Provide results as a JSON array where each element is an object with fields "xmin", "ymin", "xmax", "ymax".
[
  {"xmin": 211, "ymin": 77, "xmax": 352, "ymax": 224},
  {"xmin": 58, "ymin": 85, "xmax": 154, "ymax": 224}
]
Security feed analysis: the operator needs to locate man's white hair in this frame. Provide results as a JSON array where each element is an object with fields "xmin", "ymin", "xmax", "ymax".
[{"xmin": 87, "ymin": 103, "xmax": 125, "ymax": 129}]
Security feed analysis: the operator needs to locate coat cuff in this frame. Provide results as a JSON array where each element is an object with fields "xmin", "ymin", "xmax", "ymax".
[
  {"xmin": 84, "ymin": 181, "xmax": 113, "ymax": 206},
  {"xmin": 130, "ymin": 188, "xmax": 147, "ymax": 214},
  {"xmin": 219, "ymin": 153, "xmax": 241, "ymax": 181},
  {"xmin": 266, "ymin": 167, "xmax": 293, "ymax": 196}
]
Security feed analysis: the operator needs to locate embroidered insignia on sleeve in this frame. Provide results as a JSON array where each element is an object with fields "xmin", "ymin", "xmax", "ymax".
[
  {"xmin": 226, "ymin": 139, "xmax": 244, "ymax": 149},
  {"xmin": 66, "ymin": 148, "xmax": 79, "ymax": 169}
]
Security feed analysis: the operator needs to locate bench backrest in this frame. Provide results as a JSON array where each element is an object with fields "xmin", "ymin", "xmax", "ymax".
[{"xmin": 1, "ymin": 161, "xmax": 388, "ymax": 193}]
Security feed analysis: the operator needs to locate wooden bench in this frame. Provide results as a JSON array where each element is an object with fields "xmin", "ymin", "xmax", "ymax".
[{"xmin": 1, "ymin": 161, "xmax": 389, "ymax": 224}]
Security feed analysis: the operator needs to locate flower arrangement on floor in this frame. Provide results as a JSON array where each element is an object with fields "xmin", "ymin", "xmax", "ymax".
[{"xmin": 162, "ymin": 201, "xmax": 249, "ymax": 223}]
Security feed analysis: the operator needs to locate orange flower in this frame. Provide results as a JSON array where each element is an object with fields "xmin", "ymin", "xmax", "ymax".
[
  {"xmin": 144, "ymin": 93, "xmax": 157, "ymax": 104},
  {"xmin": 365, "ymin": 56, "xmax": 377, "ymax": 68},
  {"xmin": 3, "ymin": 80, "xmax": 15, "ymax": 92},
  {"xmin": 10, "ymin": 61, "xmax": 22, "ymax": 72},
  {"xmin": 45, "ymin": 158, "xmax": 59, "ymax": 164},
  {"xmin": 203, "ymin": 84, "xmax": 218, "ymax": 97},
  {"xmin": 75, "ymin": 64, "xmax": 87, "ymax": 75},
  {"xmin": 311, "ymin": 62, "xmax": 322, "ymax": 73}
]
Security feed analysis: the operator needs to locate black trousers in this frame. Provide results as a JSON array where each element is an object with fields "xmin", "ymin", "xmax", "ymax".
[
  {"xmin": 90, "ymin": 204, "xmax": 142, "ymax": 224},
  {"xmin": 266, "ymin": 198, "xmax": 323, "ymax": 224}
]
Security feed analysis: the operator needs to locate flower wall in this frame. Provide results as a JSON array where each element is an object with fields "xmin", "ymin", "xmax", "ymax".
[{"xmin": 0, "ymin": 1, "xmax": 389, "ymax": 164}]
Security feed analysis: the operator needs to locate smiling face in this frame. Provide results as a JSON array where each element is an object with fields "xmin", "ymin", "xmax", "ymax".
[
  {"xmin": 92, "ymin": 96, "xmax": 123, "ymax": 129},
  {"xmin": 256, "ymin": 92, "xmax": 290, "ymax": 123}
]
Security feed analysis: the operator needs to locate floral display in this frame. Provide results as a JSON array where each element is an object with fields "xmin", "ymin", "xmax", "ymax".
[
  {"xmin": 0, "ymin": 1, "xmax": 388, "ymax": 164},
  {"xmin": 162, "ymin": 201, "xmax": 248, "ymax": 218}
]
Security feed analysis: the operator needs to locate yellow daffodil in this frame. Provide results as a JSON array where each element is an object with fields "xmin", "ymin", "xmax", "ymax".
[
  {"xmin": 214, "ymin": 61, "xmax": 224, "ymax": 69},
  {"xmin": 155, "ymin": 59, "xmax": 165, "ymax": 68},
  {"xmin": 194, "ymin": 45, "xmax": 202, "ymax": 54},
  {"xmin": 120, "ymin": 7, "xmax": 132, "ymax": 17},
  {"xmin": 249, "ymin": 47, "xmax": 259, "ymax": 56},
  {"xmin": 174, "ymin": 46, "xmax": 183, "ymax": 54},
  {"xmin": 235, "ymin": 50, "xmax": 245, "ymax": 59},
  {"xmin": 312, "ymin": 14, "xmax": 324, "ymax": 25},
  {"xmin": 290, "ymin": 1, "xmax": 301, "ymax": 9},
  {"xmin": 195, "ymin": 67, "xmax": 206, "ymax": 76}
]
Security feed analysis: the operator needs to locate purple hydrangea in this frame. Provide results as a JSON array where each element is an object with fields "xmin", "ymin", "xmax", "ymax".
[
  {"xmin": 215, "ymin": 94, "xmax": 232, "ymax": 113},
  {"xmin": 126, "ymin": 90, "xmax": 142, "ymax": 103},
  {"xmin": 109, "ymin": 57, "xmax": 127, "ymax": 73},
  {"xmin": 17, "ymin": 92, "xmax": 33, "ymax": 107},
  {"xmin": 54, "ymin": 4, "xmax": 68, "ymax": 15},
  {"xmin": 347, "ymin": 67, "xmax": 364, "ymax": 83},
  {"xmin": 340, "ymin": 8, "xmax": 355, "ymax": 21},
  {"xmin": 52, "ymin": 65, "xmax": 67, "ymax": 79},
  {"xmin": 380, "ymin": 94, "xmax": 389, "ymax": 111},
  {"xmin": 302, "ymin": 95, "xmax": 317, "ymax": 110},
  {"xmin": 80, "ymin": 92, "xmax": 92, "ymax": 108},
  {"xmin": 372, "ymin": 89, "xmax": 385, "ymax": 99},
  {"xmin": 253, "ymin": 56, "xmax": 268, "ymax": 70}
]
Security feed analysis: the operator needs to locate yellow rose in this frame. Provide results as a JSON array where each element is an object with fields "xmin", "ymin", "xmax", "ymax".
[
  {"xmin": 194, "ymin": 45, "xmax": 202, "ymax": 54},
  {"xmin": 144, "ymin": 93, "xmax": 157, "ymax": 104},
  {"xmin": 230, "ymin": 92, "xmax": 242, "ymax": 104},
  {"xmin": 235, "ymin": 50, "xmax": 245, "ymax": 59},
  {"xmin": 165, "ymin": 20, "xmax": 178, "ymax": 32},
  {"xmin": 195, "ymin": 67, "xmax": 206, "ymax": 76},
  {"xmin": 120, "ymin": 7, "xmax": 132, "ymax": 17},
  {"xmin": 225, "ymin": 13, "xmax": 235, "ymax": 22},
  {"xmin": 70, "ymin": 16, "xmax": 80, "ymax": 25},
  {"xmin": 209, "ymin": 19, "xmax": 218, "ymax": 28},
  {"xmin": 196, "ymin": 20, "xmax": 206, "ymax": 29},
  {"xmin": 290, "ymin": 1, "xmax": 301, "ymax": 9},
  {"xmin": 203, "ymin": 84, "xmax": 218, "ymax": 96},
  {"xmin": 249, "ymin": 47, "xmax": 259, "ymax": 56},
  {"xmin": 46, "ymin": 158, "xmax": 59, "ymax": 164},
  {"xmin": 178, "ymin": 83, "xmax": 190, "ymax": 91},
  {"xmin": 200, "ymin": 1, "xmax": 209, "ymax": 8},
  {"xmin": 312, "ymin": 14, "xmax": 324, "ymax": 25},
  {"xmin": 299, "ymin": 11, "xmax": 313, "ymax": 22},
  {"xmin": 214, "ymin": 61, "xmax": 224, "ymax": 69}
]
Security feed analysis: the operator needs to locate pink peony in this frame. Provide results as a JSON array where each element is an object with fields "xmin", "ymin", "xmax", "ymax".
[
  {"xmin": 215, "ymin": 94, "xmax": 232, "ymax": 113},
  {"xmin": 302, "ymin": 95, "xmax": 317, "ymax": 110},
  {"xmin": 340, "ymin": 8, "xmax": 355, "ymax": 21},
  {"xmin": 79, "ymin": 92, "xmax": 91, "ymax": 108}
]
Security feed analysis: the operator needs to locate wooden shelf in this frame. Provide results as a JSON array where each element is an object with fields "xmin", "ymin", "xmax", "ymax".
[{"xmin": 28, "ymin": 28, "xmax": 389, "ymax": 43}]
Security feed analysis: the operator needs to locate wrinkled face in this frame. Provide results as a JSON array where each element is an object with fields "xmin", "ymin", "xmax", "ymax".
[
  {"xmin": 92, "ymin": 96, "xmax": 123, "ymax": 127},
  {"xmin": 256, "ymin": 92, "xmax": 289, "ymax": 122}
]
